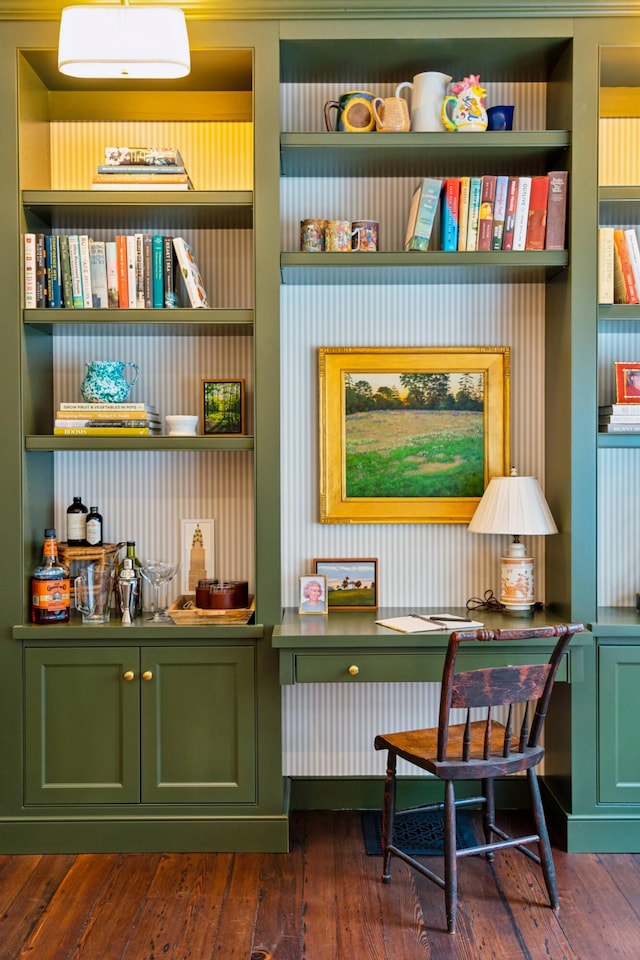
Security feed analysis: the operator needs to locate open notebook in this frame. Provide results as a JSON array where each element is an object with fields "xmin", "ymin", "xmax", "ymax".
[{"xmin": 375, "ymin": 614, "xmax": 484, "ymax": 634}]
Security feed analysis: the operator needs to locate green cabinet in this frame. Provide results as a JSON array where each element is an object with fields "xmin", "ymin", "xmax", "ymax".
[
  {"xmin": 25, "ymin": 644, "xmax": 256, "ymax": 806},
  {"xmin": 598, "ymin": 644, "xmax": 640, "ymax": 804}
]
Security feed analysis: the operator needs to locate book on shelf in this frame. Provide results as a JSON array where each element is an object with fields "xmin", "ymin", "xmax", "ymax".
[
  {"xmin": 35, "ymin": 233, "xmax": 46, "ymax": 307},
  {"xmin": 115, "ymin": 235, "xmax": 128, "ymax": 308},
  {"xmin": 476, "ymin": 175, "xmax": 496, "ymax": 252},
  {"xmin": 465, "ymin": 176, "xmax": 482, "ymax": 251},
  {"xmin": 599, "ymin": 403, "xmax": 640, "ymax": 416},
  {"xmin": 598, "ymin": 422, "xmax": 640, "ymax": 433},
  {"xmin": 173, "ymin": 237, "xmax": 209, "ymax": 307},
  {"xmin": 68, "ymin": 235, "xmax": 84, "ymax": 309},
  {"xmin": 24, "ymin": 233, "xmax": 36, "ymax": 308},
  {"xmin": 512, "ymin": 176, "xmax": 532, "ymax": 251},
  {"xmin": 440, "ymin": 177, "xmax": 460, "ymax": 252},
  {"xmin": 545, "ymin": 171, "xmax": 568, "ymax": 250},
  {"xmin": 59, "ymin": 402, "xmax": 157, "ymax": 412},
  {"xmin": 134, "ymin": 234, "xmax": 145, "ymax": 309},
  {"xmin": 88, "ymin": 239, "xmax": 108, "ymax": 308},
  {"xmin": 491, "ymin": 175, "xmax": 509, "ymax": 251},
  {"xmin": 152, "ymin": 235, "xmax": 164, "ymax": 308},
  {"xmin": 501, "ymin": 176, "xmax": 519, "ymax": 251},
  {"xmin": 143, "ymin": 234, "xmax": 153, "ymax": 308},
  {"xmin": 45, "ymin": 234, "xmax": 62, "ymax": 308},
  {"xmin": 375, "ymin": 614, "xmax": 484, "ymax": 634},
  {"xmin": 91, "ymin": 181, "xmax": 191, "ymax": 192},
  {"xmin": 53, "ymin": 426, "xmax": 161, "ymax": 436},
  {"xmin": 599, "ymin": 414, "xmax": 640, "ymax": 424},
  {"xmin": 126, "ymin": 235, "xmax": 137, "ymax": 308},
  {"xmin": 404, "ymin": 178, "xmax": 443, "ymax": 251},
  {"xmin": 104, "ymin": 146, "xmax": 185, "ymax": 167},
  {"xmin": 55, "ymin": 419, "xmax": 161, "ymax": 430},
  {"xmin": 598, "ymin": 226, "xmax": 615, "ymax": 305},
  {"xmin": 96, "ymin": 163, "xmax": 187, "ymax": 176},
  {"xmin": 92, "ymin": 172, "xmax": 191, "ymax": 187},
  {"xmin": 78, "ymin": 234, "xmax": 93, "ymax": 308},
  {"xmin": 624, "ymin": 227, "xmax": 640, "ymax": 293},
  {"xmin": 525, "ymin": 175, "xmax": 550, "ymax": 250},
  {"xmin": 163, "ymin": 236, "xmax": 177, "ymax": 308},
  {"xmin": 457, "ymin": 176, "xmax": 471, "ymax": 252},
  {"xmin": 613, "ymin": 229, "xmax": 640, "ymax": 304},
  {"xmin": 105, "ymin": 240, "xmax": 119, "ymax": 309},
  {"xmin": 58, "ymin": 234, "xmax": 73, "ymax": 309},
  {"xmin": 56, "ymin": 409, "xmax": 160, "ymax": 422}
]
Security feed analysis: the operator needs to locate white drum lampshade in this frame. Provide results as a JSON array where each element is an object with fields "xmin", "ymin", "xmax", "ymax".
[
  {"xmin": 468, "ymin": 468, "xmax": 558, "ymax": 614},
  {"xmin": 58, "ymin": 4, "xmax": 191, "ymax": 79}
]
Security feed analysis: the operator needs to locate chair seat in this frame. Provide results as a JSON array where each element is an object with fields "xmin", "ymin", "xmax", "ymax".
[{"xmin": 375, "ymin": 721, "xmax": 545, "ymax": 780}]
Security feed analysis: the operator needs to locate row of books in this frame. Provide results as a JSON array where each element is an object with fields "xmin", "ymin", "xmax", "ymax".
[
  {"xmin": 404, "ymin": 172, "xmax": 568, "ymax": 254},
  {"xmin": 598, "ymin": 227, "xmax": 640, "ymax": 305},
  {"xmin": 599, "ymin": 402, "xmax": 640, "ymax": 433},
  {"xmin": 24, "ymin": 233, "xmax": 208, "ymax": 310},
  {"xmin": 53, "ymin": 402, "xmax": 161, "ymax": 436},
  {"xmin": 91, "ymin": 146, "xmax": 193, "ymax": 192}
]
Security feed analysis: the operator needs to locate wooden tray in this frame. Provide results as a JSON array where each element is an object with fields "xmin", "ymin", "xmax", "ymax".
[{"xmin": 167, "ymin": 594, "xmax": 255, "ymax": 625}]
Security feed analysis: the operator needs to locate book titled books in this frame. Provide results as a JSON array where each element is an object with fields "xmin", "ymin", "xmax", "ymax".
[
  {"xmin": 491, "ymin": 175, "xmax": 509, "ymax": 251},
  {"xmin": 173, "ymin": 237, "xmax": 209, "ymax": 307},
  {"xmin": 404, "ymin": 178, "xmax": 443, "ymax": 252},
  {"xmin": 501, "ymin": 176, "xmax": 519, "ymax": 251},
  {"xmin": 53, "ymin": 426, "xmax": 160, "ymax": 436}
]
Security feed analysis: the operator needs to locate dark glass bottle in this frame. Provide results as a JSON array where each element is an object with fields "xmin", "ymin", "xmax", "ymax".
[
  {"xmin": 66, "ymin": 496, "xmax": 88, "ymax": 546},
  {"xmin": 115, "ymin": 541, "xmax": 142, "ymax": 617},
  {"xmin": 31, "ymin": 528, "xmax": 70, "ymax": 624},
  {"xmin": 86, "ymin": 506, "xmax": 103, "ymax": 546}
]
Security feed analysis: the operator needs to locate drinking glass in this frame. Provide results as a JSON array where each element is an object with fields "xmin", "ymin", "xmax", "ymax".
[{"xmin": 140, "ymin": 560, "xmax": 180, "ymax": 622}]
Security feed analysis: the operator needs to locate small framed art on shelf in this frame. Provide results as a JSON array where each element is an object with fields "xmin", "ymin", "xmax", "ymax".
[
  {"xmin": 201, "ymin": 379, "xmax": 245, "ymax": 435},
  {"xmin": 299, "ymin": 575, "xmax": 328, "ymax": 615},
  {"xmin": 615, "ymin": 362, "xmax": 640, "ymax": 403},
  {"xmin": 314, "ymin": 558, "xmax": 378, "ymax": 610}
]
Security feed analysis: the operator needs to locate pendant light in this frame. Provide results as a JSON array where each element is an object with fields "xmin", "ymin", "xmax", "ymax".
[{"xmin": 58, "ymin": 2, "xmax": 191, "ymax": 80}]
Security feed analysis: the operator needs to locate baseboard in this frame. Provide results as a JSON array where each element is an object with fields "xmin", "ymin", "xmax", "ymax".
[{"xmin": 288, "ymin": 776, "xmax": 530, "ymax": 811}]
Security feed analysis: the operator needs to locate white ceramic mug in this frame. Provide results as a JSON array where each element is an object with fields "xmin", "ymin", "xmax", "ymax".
[{"xmin": 166, "ymin": 414, "xmax": 199, "ymax": 436}]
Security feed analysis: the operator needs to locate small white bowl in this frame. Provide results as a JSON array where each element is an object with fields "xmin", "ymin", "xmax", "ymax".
[{"xmin": 165, "ymin": 414, "xmax": 199, "ymax": 436}]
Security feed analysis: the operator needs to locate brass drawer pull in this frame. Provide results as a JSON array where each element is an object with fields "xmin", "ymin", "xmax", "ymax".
[
  {"xmin": 123, "ymin": 670, "xmax": 135, "ymax": 682},
  {"xmin": 348, "ymin": 664, "xmax": 359, "ymax": 676},
  {"xmin": 142, "ymin": 670, "xmax": 153, "ymax": 682}
]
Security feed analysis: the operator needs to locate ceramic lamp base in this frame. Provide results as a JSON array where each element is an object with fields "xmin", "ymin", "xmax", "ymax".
[{"xmin": 499, "ymin": 541, "xmax": 535, "ymax": 614}]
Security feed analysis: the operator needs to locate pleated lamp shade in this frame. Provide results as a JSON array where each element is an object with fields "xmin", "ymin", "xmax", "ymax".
[{"xmin": 58, "ymin": 5, "xmax": 191, "ymax": 79}]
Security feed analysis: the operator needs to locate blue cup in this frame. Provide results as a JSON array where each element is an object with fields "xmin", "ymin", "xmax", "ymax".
[{"xmin": 487, "ymin": 105, "xmax": 515, "ymax": 131}]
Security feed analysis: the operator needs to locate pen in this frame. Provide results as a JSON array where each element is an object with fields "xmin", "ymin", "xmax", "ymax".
[{"xmin": 409, "ymin": 614, "xmax": 473, "ymax": 623}]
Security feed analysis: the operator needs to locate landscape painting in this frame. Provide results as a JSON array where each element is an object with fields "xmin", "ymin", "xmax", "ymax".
[
  {"xmin": 319, "ymin": 347, "xmax": 510, "ymax": 524},
  {"xmin": 314, "ymin": 558, "xmax": 378, "ymax": 610}
]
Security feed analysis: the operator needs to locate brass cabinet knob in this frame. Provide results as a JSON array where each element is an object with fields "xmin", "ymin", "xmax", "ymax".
[
  {"xmin": 123, "ymin": 670, "xmax": 135, "ymax": 682},
  {"xmin": 142, "ymin": 670, "xmax": 153, "ymax": 682},
  {"xmin": 348, "ymin": 664, "xmax": 359, "ymax": 676}
]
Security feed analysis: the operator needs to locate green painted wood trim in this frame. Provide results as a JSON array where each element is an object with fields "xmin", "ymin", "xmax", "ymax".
[
  {"xmin": 288, "ymin": 776, "xmax": 530, "ymax": 811},
  {"xmin": 25, "ymin": 436, "xmax": 255, "ymax": 452}
]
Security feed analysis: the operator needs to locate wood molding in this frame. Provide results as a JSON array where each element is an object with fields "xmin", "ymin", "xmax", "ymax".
[{"xmin": 601, "ymin": 87, "xmax": 640, "ymax": 118}]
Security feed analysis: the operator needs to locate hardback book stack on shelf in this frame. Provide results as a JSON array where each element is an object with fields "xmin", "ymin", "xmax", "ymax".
[
  {"xmin": 91, "ymin": 146, "xmax": 194, "ymax": 192},
  {"xmin": 54, "ymin": 403, "xmax": 161, "ymax": 436},
  {"xmin": 598, "ymin": 403, "xmax": 640, "ymax": 434},
  {"xmin": 405, "ymin": 171, "xmax": 568, "ymax": 253}
]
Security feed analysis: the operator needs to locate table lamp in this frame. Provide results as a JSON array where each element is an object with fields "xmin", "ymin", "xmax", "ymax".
[{"xmin": 467, "ymin": 467, "xmax": 558, "ymax": 615}]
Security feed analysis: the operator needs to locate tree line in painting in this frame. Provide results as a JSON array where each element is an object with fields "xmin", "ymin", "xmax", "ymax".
[{"xmin": 345, "ymin": 372, "xmax": 483, "ymax": 415}]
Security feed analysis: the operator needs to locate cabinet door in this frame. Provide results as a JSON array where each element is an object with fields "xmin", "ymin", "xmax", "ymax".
[
  {"xmin": 25, "ymin": 647, "xmax": 140, "ymax": 804},
  {"xmin": 599, "ymin": 645, "xmax": 640, "ymax": 803},
  {"xmin": 140, "ymin": 645, "xmax": 256, "ymax": 803}
]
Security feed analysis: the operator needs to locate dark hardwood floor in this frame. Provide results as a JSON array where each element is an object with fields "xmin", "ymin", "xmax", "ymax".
[{"xmin": 1, "ymin": 809, "xmax": 639, "ymax": 959}]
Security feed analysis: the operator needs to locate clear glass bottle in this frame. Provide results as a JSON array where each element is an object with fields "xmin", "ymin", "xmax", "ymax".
[
  {"xmin": 66, "ymin": 496, "xmax": 88, "ymax": 546},
  {"xmin": 31, "ymin": 528, "xmax": 70, "ymax": 624},
  {"xmin": 115, "ymin": 541, "xmax": 142, "ymax": 617},
  {"xmin": 86, "ymin": 506, "xmax": 103, "ymax": 546}
]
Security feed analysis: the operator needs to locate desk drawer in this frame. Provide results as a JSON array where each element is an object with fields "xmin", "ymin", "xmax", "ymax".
[{"xmin": 292, "ymin": 651, "xmax": 567, "ymax": 684}]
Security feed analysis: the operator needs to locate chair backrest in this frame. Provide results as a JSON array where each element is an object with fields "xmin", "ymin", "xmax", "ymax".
[{"xmin": 436, "ymin": 623, "xmax": 584, "ymax": 763}]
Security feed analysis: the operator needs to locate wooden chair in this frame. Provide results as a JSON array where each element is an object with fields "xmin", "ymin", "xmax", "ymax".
[{"xmin": 374, "ymin": 622, "xmax": 584, "ymax": 933}]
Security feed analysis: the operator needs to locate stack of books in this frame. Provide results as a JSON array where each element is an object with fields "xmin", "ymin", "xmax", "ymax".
[
  {"xmin": 91, "ymin": 146, "xmax": 193, "ymax": 191},
  {"xmin": 599, "ymin": 403, "xmax": 640, "ymax": 433},
  {"xmin": 54, "ymin": 402, "xmax": 161, "ymax": 436}
]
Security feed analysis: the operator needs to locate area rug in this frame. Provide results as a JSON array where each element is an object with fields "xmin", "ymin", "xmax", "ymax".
[{"xmin": 362, "ymin": 809, "xmax": 477, "ymax": 856}]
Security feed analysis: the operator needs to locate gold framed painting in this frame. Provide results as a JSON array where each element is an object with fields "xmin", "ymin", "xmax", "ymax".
[{"xmin": 319, "ymin": 346, "xmax": 510, "ymax": 524}]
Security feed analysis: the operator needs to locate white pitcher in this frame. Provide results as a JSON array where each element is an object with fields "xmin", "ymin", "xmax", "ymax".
[{"xmin": 395, "ymin": 71, "xmax": 452, "ymax": 132}]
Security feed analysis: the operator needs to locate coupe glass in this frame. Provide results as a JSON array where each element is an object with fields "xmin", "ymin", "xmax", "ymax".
[{"xmin": 140, "ymin": 560, "xmax": 180, "ymax": 622}]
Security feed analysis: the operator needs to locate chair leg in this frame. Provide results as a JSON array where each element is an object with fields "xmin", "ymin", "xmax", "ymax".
[
  {"xmin": 527, "ymin": 767, "xmax": 559, "ymax": 909},
  {"xmin": 381, "ymin": 751, "xmax": 397, "ymax": 883},
  {"xmin": 482, "ymin": 777, "xmax": 496, "ymax": 860},
  {"xmin": 443, "ymin": 779, "xmax": 458, "ymax": 933}
]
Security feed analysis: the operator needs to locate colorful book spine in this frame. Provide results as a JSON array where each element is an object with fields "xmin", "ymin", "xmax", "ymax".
[
  {"xmin": 135, "ymin": 233, "xmax": 145, "ymax": 308},
  {"xmin": 440, "ymin": 177, "xmax": 460, "ymax": 252},
  {"xmin": 512, "ymin": 176, "xmax": 532, "ymax": 251},
  {"xmin": 56, "ymin": 409, "xmax": 159, "ymax": 421},
  {"xmin": 104, "ymin": 146, "xmax": 184, "ymax": 166},
  {"xmin": 55, "ymin": 419, "xmax": 160, "ymax": 429},
  {"xmin": 404, "ymin": 178, "xmax": 443, "ymax": 252},
  {"xmin": 624, "ymin": 228, "xmax": 640, "ymax": 295},
  {"xmin": 502, "ymin": 177, "xmax": 519, "ymax": 250},
  {"xmin": 116, "ymin": 235, "xmax": 128, "ymax": 308},
  {"xmin": 545, "ymin": 171, "xmax": 569, "ymax": 250},
  {"xmin": 173, "ymin": 237, "xmax": 209, "ymax": 308},
  {"xmin": 613, "ymin": 229, "xmax": 640, "ymax": 304},
  {"xmin": 457, "ymin": 176, "xmax": 471, "ymax": 252},
  {"xmin": 152, "ymin": 235, "xmax": 164, "ymax": 308},
  {"xmin": 105, "ymin": 240, "xmax": 119, "ymax": 308},
  {"xmin": 598, "ymin": 227, "xmax": 614, "ymax": 305},
  {"xmin": 88, "ymin": 239, "xmax": 108, "ymax": 308},
  {"xmin": 465, "ymin": 177, "xmax": 482, "ymax": 252},
  {"xmin": 143, "ymin": 234, "xmax": 153, "ymax": 308},
  {"xmin": 53, "ymin": 426, "xmax": 159, "ymax": 436},
  {"xmin": 58, "ymin": 234, "xmax": 73, "ymax": 309},
  {"xmin": 68, "ymin": 235, "xmax": 84, "ymax": 308},
  {"xmin": 78, "ymin": 234, "xmax": 93, "ymax": 308},
  {"xmin": 96, "ymin": 164, "xmax": 187, "ymax": 175},
  {"xmin": 477, "ymin": 175, "xmax": 497, "ymax": 252},
  {"xmin": 24, "ymin": 233, "xmax": 36, "ymax": 308},
  {"xmin": 126, "ymin": 235, "xmax": 137, "ymax": 308},
  {"xmin": 59, "ymin": 402, "xmax": 156, "ymax": 411},
  {"xmin": 525, "ymin": 175, "xmax": 550, "ymax": 251},
  {"xmin": 491, "ymin": 176, "xmax": 509, "ymax": 250},
  {"xmin": 45, "ymin": 235, "xmax": 62, "ymax": 308},
  {"xmin": 92, "ymin": 173, "xmax": 189, "ymax": 184},
  {"xmin": 163, "ymin": 236, "xmax": 177, "ymax": 308},
  {"xmin": 35, "ymin": 233, "xmax": 46, "ymax": 307}
]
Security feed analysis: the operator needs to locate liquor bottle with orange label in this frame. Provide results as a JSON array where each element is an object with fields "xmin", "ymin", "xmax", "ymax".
[{"xmin": 31, "ymin": 528, "xmax": 71, "ymax": 624}]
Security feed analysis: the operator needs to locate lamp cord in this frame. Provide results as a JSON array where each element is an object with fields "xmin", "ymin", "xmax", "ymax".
[{"xmin": 465, "ymin": 589, "xmax": 505, "ymax": 612}]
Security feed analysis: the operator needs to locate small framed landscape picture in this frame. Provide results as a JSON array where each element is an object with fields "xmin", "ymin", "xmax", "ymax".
[
  {"xmin": 314, "ymin": 558, "xmax": 378, "ymax": 610},
  {"xmin": 615, "ymin": 362, "xmax": 640, "ymax": 403},
  {"xmin": 299, "ymin": 574, "xmax": 328, "ymax": 615},
  {"xmin": 201, "ymin": 379, "xmax": 245, "ymax": 435}
]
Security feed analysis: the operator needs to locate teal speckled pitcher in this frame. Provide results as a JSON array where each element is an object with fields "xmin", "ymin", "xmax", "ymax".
[{"xmin": 80, "ymin": 361, "xmax": 140, "ymax": 403}]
